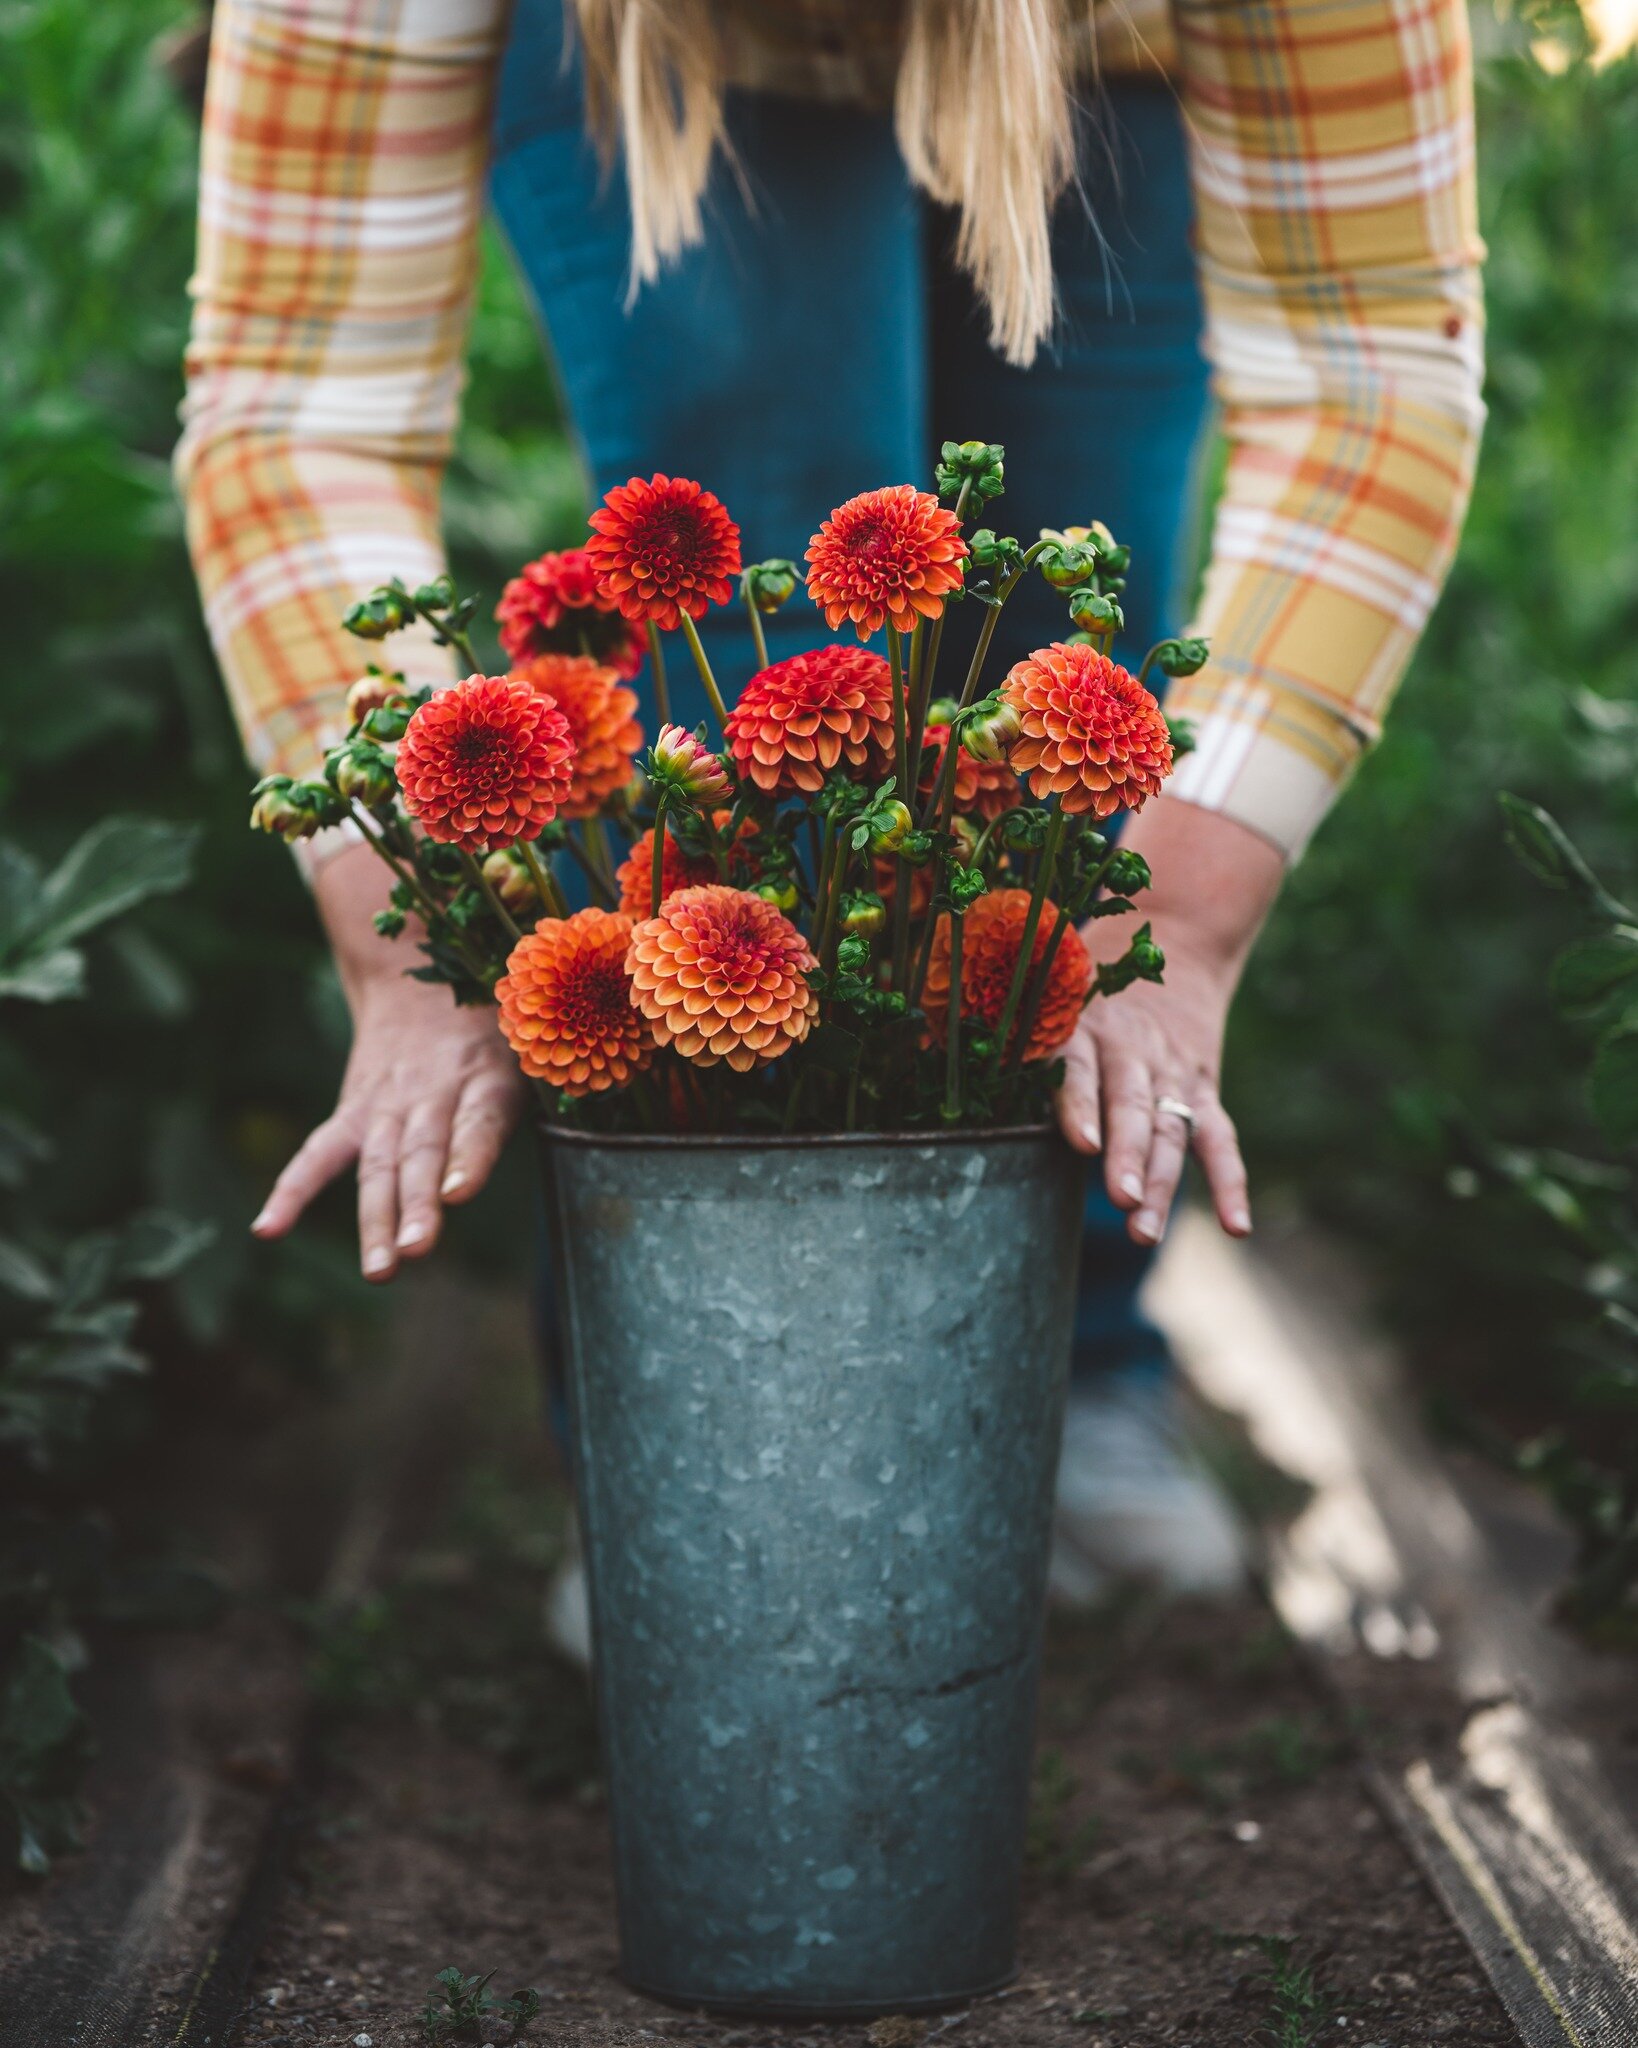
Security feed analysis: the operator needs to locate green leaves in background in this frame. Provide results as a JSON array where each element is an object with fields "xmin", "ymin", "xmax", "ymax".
[{"xmin": 0, "ymin": 816, "xmax": 198, "ymax": 1002}]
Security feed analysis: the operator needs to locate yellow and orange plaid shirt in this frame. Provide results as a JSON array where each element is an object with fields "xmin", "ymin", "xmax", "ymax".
[{"xmin": 176, "ymin": 0, "xmax": 1485, "ymax": 860}]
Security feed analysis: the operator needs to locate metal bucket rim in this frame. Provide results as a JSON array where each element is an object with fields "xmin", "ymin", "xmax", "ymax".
[{"xmin": 537, "ymin": 1120, "xmax": 1061, "ymax": 1155}]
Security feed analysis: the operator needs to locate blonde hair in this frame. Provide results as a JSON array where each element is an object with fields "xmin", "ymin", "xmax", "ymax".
[{"xmin": 570, "ymin": 0, "xmax": 1082, "ymax": 367}]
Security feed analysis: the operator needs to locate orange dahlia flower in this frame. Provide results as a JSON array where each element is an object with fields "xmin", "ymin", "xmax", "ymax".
[
  {"xmin": 615, "ymin": 826, "xmax": 718, "ymax": 918},
  {"xmin": 723, "ymin": 646, "xmax": 897, "ymax": 795},
  {"xmin": 924, "ymin": 887, "xmax": 1092, "ymax": 1063},
  {"xmin": 805, "ymin": 484, "xmax": 967, "ymax": 638},
  {"xmin": 626, "ymin": 885, "xmax": 815, "ymax": 1071},
  {"xmin": 1000, "ymin": 643, "xmax": 1173, "ymax": 818},
  {"xmin": 397, "ymin": 675, "xmax": 575, "ymax": 852},
  {"xmin": 512, "ymin": 652, "xmax": 641, "ymax": 818},
  {"xmin": 586, "ymin": 474, "xmax": 741, "ymax": 631},
  {"xmin": 919, "ymin": 722, "xmax": 1019, "ymax": 822},
  {"xmin": 495, "ymin": 908, "xmax": 655, "ymax": 1095},
  {"xmin": 495, "ymin": 546, "xmax": 645, "ymax": 677}
]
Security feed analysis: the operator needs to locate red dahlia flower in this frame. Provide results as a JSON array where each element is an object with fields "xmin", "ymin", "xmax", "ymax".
[
  {"xmin": 626, "ymin": 885, "xmax": 815, "ymax": 1071},
  {"xmin": 495, "ymin": 547, "xmax": 645, "ymax": 676},
  {"xmin": 805, "ymin": 484, "xmax": 967, "ymax": 638},
  {"xmin": 513, "ymin": 653, "xmax": 642, "ymax": 818},
  {"xmin": 496, "ymin": 908, "xmax": 654, "ymax": 1095},
  {"xmin": 1000, "ymin": 643, "xmax": 1173, "ymax": 818},
  {"xmin": 923, "ymin": 887, "xmax": 1092, "ymax": 1063},
  {"xmin": 723, "ymin": 645, "xmax": 897, "ymax": 795},
  {"xmin": 586, "ymin": 474, "xmax": 741, "ymax": 631},
  {"xmin": 397, "ymin": 675, "xmax": 575, "ymax": 852},
  {"xmin": 615, "ymin": 826, "xmax": 718, "ymax": 918}
]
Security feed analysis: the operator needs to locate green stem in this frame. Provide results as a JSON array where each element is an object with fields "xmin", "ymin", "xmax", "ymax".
[
  {"xmin": 887, "ymin": 622, "xmax": 909, "ymax": 802},
  {"xmin": 987, "ymin": 805, "xmax": 1066, "ymax": 1076},
  {"xmin": 944, "ymin": 907, "xmax": 965, "ymax": 1123},
  {"xmin": 458, "ymin": 848, "xmax": 522, "ymax": 942},
  {"xmin": 519, "ymin": 838, "xmax": 569, "ymax": 919},
  {"xmin": 646, "ymin": 621, "xmax": 671, "ymax": 726},
  {"xmin": 889, "ymin": 855, "xmax": 913, "ymax": 995},
  {"xmin": 743, "ymin": 585, "xmax": 770, "ymax": 671},
  {"xmin": 678, "ymin": 612, "xmax": 729, "ymax": 731},
  {"xmin": 816, "ymin": 827, "xmax": 850, "ymax": 971},
  {"xmin": 1006, "ymin": 833, "xmax": 1112, "ymax": 1076},
  {"xmin": 810, "ymin": 814, "xmax": 838, "ymax": 954},
  {"xmin": 649, "ymin": 796, "xmax": 669, "ymax": 919},
  {"xmin": 347, "ymin": 805, "xmax": 491, "ymax": 981}
]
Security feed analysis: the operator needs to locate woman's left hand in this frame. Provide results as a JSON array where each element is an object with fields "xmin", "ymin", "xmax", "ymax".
[{"xmin": 1054, "ymin": 799, "xmax": 1286, "ymax": 1247}]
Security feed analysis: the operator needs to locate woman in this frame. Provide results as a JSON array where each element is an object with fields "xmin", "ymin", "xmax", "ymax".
[{"xmin": 176, "ymin": 0, "xmax": 1484, "ymax": 1591}]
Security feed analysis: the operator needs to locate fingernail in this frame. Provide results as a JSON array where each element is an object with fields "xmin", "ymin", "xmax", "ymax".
[
  {"xmin": 250, "ymin": 1210, "xmax": 273, "ymax": 1235},
  {"xmin": 440, "ymin": 1170, "xmax": 467, "ymax": 1198},
  {"xmin": 1080, "ymin": 1121, "xmax": 1101, "ymax": 1152},
  {"xmin": 1120, "ymin": 1172, "xmax": 1143, "ymax": 1202},
  {"xmin": 396, "ymin": 1221, "xmax": 426, "ymax": 1250},
  {"xmin": 364, "ymin": 1247, "xmax": 393, "ymax": 1277},
  {"xmin": 1228, "ymin": 1205, "xmax": 1252, "ymax": 1235},
  {"xmin": 1133, "ymin": 1210, "xmax": 1159, "ymax": 1243}
]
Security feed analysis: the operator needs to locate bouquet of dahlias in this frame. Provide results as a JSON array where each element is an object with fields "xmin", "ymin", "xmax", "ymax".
[{"xmin": 249, "ymin": 444, "xmax": 1205, "ymax": 1134}]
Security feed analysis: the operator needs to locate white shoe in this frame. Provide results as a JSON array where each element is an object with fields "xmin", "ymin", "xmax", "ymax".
[
  {"xmin": 1050, "ymin": 1380, "xmax": 1246, "ymax": 1604},
  {"xmin": 544, "ymin": 1533, "xmax": 593, "ymax": 1670}
]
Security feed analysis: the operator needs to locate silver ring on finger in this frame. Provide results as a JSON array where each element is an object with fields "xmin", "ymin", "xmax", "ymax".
[{"xmin": 1155, "ymin": 1094, "xmax": 1196, "ymax": 1129}]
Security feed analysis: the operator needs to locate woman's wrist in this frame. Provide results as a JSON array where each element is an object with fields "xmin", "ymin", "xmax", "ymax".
[{"xmin": 1098, "ymin": 797, "xmax": 1286, "ymax": 980}]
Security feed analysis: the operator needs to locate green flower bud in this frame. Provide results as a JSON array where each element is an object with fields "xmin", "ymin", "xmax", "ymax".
[
  {"xmin": 331, "ymin": 742, "xmax": 396, "ymax": 808},
  {"xmin": 1103, "ymin": 848, "xmax": 1151, "ymax": 898},
  {"xmin": 947, "ymin": 815, "xmax": 980, "ymax": 863},
  {"xmin": 743, "ymin": 559, "xmax": 800, "ymax": 615},
  {"xmin": 755, "ymin": 878, "xmax": 800, "ymax": 914},
  {"xmin": 373, "ymin": 908, "xmax": 407, "ymax": 938},
  {"xmin": 249, "ymin": 776, "xmax": 341, "ymax": 842},
  {"xmin": 840, "ymin": 891, "xmax": 887, "ymax": 938},
  {"xmin": 1037, "ymin": 541, "xmax": 1100, "ymax": 592},
  {"xmin": 836, "ymin": 933, "xmax": 871, "ymax": 975},
  {"xmin": 925, "ymin": 697, "xmax": 960, "ymax": 728},
  {"xmin": 412, "ymin": 573, "xmax": 457, "ymax": 612},
  {"xmin": 948, "ymin": 865, "xmax": 988, "ymax": 912},
  {"xmin": 346, "ymin": 670, "xmax": 407, "ymax": 728},
  {"xmin": 481, "ymin": 846, "xmax": 538, "ymax": 916},
  {"xmin": 934, "ymin": 439, "xmax": 1006, "ymax": 502},
  {"xmin": 1068, "ymin": 588, "xmax": 1123, "ymax": 635},
  {"xmin": 868, "ymin": 798, "xmax": 914, "ymax": 855},
  {"xmin": 342, "ymin": 584, "xmax": 411, "ymax": 640},
  {"xmin": 648, "ymin": 723, "xmax": 734, "ymax": 808},
  {"xmin": 1150, "ymin": 636, "xmax": 1210, "ymax": 679},
  {"xmin": 957, "ymin": 695, "xmax": 1022, "ymax": 765}
]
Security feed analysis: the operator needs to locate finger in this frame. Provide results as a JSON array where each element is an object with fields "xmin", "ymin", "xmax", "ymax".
[
  {"xmin": 356, "ymin": 1108, "xmax": 406, "ymax": 1281},
  {"xmin": 253, "ymin": 1114, "xmax": 362, "ymax": 1239},
  {"xmin": 395, "ymin": 1090, "xmax": 461, "ymax": 1258},
  {"xmin": 1101, "ymin": 1053, "xmax": 1153, "ymax": 1211},
  {"xmin": 441, "ymin": 1067, "xmax": 523, "ymax": 1202},
  {"xmin": 1056, "ymin": 1030, "xmax": 1103, "ymax": 1154},
  {"xmin": 1130, "ymin": 1091, "xmax": 1193, "ymax": 1246},
  {"xmin": 1193, "ymin": 1095, "xmax": 1252, "ymax": 1237}
]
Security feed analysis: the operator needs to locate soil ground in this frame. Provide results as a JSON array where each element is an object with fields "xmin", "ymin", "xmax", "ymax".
[{"xmin": 157, "ymin": 1570, "xmax": 1514, "ymax": 2048}]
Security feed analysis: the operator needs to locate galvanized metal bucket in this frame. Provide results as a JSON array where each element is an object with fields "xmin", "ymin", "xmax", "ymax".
[{"xmin": 539, "ymin": 1123, "xmax": 1086, "ymax": 2018}]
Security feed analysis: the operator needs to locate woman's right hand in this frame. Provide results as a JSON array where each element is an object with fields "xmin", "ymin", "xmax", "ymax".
[{"xmin": 250, "ymin": 842, "xmax": 525, "ymax": 1280}]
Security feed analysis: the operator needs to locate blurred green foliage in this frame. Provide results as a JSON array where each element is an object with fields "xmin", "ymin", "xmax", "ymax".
[{"xmin": 1229, "ymin": 47, "xmax": 1638, "ymax": 1413}]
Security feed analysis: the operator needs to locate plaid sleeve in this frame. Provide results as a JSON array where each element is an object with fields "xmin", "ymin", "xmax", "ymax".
[
  {"xmin": 174, "ymin": 0, "xmax": 509, "ymax": 778},
  {"xmin": 1166, "ymin": 0, "xmax": 1486, "ymax": 858}
]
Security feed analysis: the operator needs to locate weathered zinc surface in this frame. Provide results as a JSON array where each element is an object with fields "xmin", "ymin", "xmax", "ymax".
[{"xmin": 542, "ymin": 1127, "xmax": 1085, "ymax": 2017}]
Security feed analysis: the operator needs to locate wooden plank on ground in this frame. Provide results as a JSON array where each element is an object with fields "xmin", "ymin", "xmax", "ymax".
[{"xmin": 1149, "ymin": 1212, "xmax": 1638, "ymax": 2048}]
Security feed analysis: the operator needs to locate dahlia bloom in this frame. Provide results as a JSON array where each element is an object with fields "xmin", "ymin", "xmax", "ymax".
[
  {"xmin": 648, "ymin": 722, "xmax": 734, "ymax": 808},
  {"xmin": 397, "ymin": 675, "xmax": 575, "ymax": 851},
  {"xmin": 626, "ymin": 885, "xmax": 815, "ymax": 1071},
  {"xmin": 924, "ymin": 887, "xmax": 1092, "ymax": 1063},
  {"xmin": 920, "ymin": 722, "xmax": 1018, "ymax": 822},
  {"xmin": 513, "ymin": 653, "xmax": 641, "ymax": 818},
  {"xmin": 586, "ymin": 474, "xmax": 741, "ymax": 631},
  {"xmin": 805, "ymin": 484, "xmax": 967, "ymax": 638},
  {"xmin": 615, "ymin": 826, "xmax": 718, "ymax": 918},
  {"xmin": 495, "ymin": 547, "xmax": 645, "ymax": 676},
  {"xmin": 496, "ymin": 908, "xmax": 655, "ymax": 1095},
  {"xmin": 723, "ymin": 646, "xmax": 897, "ymax": 795},
  {"xmin": 1000, "ymin": 643, "xmax": 1172, "ymax": 818}
]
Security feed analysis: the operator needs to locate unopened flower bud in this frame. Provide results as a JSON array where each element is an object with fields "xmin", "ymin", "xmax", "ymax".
[
  {"xmin": 373, "ymin": 908, "xmax": 407, "ymax": 938},
  {"xmin": 869, "ymin": 799, "xmax": 914, "ymax": 855},
  {"xmin": 743, "ymin": 559, "xmax": 799, "ymax": 615},
  {"xmin": 1038, "ymin": 541, "xmax": 1100, "ymax": 592},
  {"xmin": 755, "ymin": 878, "xmax": 800, "ymax": 913},
  {"xmin": 1150, "ymin": 636, "xmax": 1210, "ymax": 679},
  {"xmin": 840, "ymin": 891, "xmax": 887, "ymax": 938},
  {"xmin": 926, "ymin": 697, "xmax": 959, "ymax": 727},
  {"xmin": 958, "ymin": 695, "xmax": 1021, "ymax": 765},
  {"xmin": 1103, "ymin": 848, "xmax": 1151, "ymax": 898},
  {"xmin": 836, "ymin": 933, "xmax": 871, "ymax": 974},
  {"xmin": 1068, "ymin": 588, "xmax": 1123, "ymax": 635},
  {"xmin": 949, "ymin": 865, "xmax": 988, "ymax": 912},
  {"xmin": 934, "ymin": 439, "xmax": 1006, "ymax": 502},
  {"xmin": 249, "ymin": 776, "xmax": 338, "ymax": 842},
  {"xmin": 346, "ymin": 670, "xmax": 406, "ymax": 728},
  {"xmin": 648, "ymin": 723, "xmax": 733, "ymax": 808},
  {"xmin": 342, "ymin": 584, "xmax": 411, "ymax": 640},
  {"xmin": 412, "ymin": 573, "xmax": 457, "ymax": 612},
  {"xmin": 948, "ymin": 815, "xmax": 980, "ymax": 863},
  {"xmin": 332, "ymin": 742, "xmax": 396, "ymax": 808},
  {"xmin": 482, "ymin": 846, "xmax": 538, "ymax": 915}
]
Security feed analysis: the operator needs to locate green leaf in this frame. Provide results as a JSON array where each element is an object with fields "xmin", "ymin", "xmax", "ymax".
[
  {"xmin": 0, "ymin": 948, "xmax": 86, "ymax": 1003},
  {"xmin": 1498, "ymin": 794, "xmax": 1630, "ymax": 922},
  {"xmin": 1590, "ymin": 1025, "xmax": 1638, "ymax": 1149},
  {"xmin": 0, "ymin": 1237, "xmax": 58, "ymax": 1303},
  {"xmin": 1550, "ymin": 928, "xmax": 1638, "ymax": 1015},
  {"xmin": 29, "ymin": 816, "xmax": 199, "ymax": 952},
  {"xmin": 0, "ymin": 1110, "xmax": 51, "ymax": 1191},
  {"xmin": 113, "ymin": 1211, "xmax": 215, "ymax": 1282},
  {"xmin": 0, "ymin": 1637, "xmax": 87, "ymax": 1876}
]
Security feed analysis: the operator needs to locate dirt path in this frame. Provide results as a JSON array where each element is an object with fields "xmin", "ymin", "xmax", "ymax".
[{"xmin": 184, "ymin": 1576, "xmax": 1513, "ymax": 2048}]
